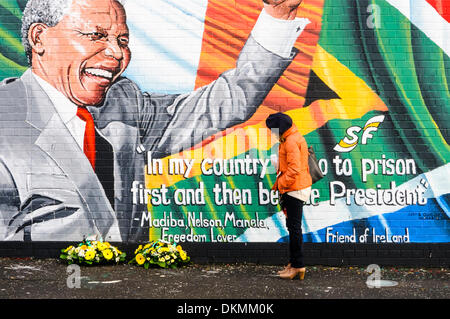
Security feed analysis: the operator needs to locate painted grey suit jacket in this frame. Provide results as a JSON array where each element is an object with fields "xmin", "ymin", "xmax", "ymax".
[{"xmin": 0, "ymin": 36, "xmax": 297, "ymax": 242}]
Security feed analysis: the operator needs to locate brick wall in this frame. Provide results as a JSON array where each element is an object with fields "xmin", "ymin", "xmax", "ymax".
[{"xmin": 0, "ymin": 0, "xmax": 448, "ymax": 264}]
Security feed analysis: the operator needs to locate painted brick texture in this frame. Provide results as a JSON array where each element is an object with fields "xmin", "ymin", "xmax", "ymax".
[{"xmin": 0, "ymin": 0, "xmax": 448, "ymax": 264}]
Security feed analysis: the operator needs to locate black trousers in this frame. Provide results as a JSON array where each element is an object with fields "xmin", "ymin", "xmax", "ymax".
[{"xmin": 281, "ymin": 193, "xmax": 305, "ymax": 268}]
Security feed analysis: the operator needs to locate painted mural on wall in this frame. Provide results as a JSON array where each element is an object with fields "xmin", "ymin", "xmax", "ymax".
[{"xmin": 0, "ymin": 0, "xmax": 448, "ymax": 243}]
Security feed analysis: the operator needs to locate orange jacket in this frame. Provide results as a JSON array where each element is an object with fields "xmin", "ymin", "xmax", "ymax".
[{"xmin": 272, "ymin": 124, "xmax": 312, "ymax": 194}]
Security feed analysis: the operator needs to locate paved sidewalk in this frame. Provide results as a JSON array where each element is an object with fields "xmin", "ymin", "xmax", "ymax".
[{"xmin": 0, "ymin": 257, "xmax": 448, "ymax": 299}]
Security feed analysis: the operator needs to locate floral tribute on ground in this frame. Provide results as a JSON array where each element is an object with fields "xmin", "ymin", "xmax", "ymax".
[
  {"xmin": 60, "ymin": 240, "xmax": 126, "ymax": 265},
  {"xmin": 129, "ymin": 240, "xmax": 190, "ymax": 269}
]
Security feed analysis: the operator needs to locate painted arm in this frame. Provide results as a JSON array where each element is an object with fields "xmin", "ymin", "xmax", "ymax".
[
  {"xmin": 101, "ymin": 1, "xmax": 308, "ymax": 158},
  {"xmin": 138, "ymin": 1, "xmax": 307, "ymax": 157},
  {"xmin": 138, "ymin": 34, "xmax": 297, "ymax": 158}
]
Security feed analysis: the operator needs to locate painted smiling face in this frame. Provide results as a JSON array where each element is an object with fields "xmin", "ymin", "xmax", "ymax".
[{"xmin": 33, "ymin": 0, "xmax": 131, "ymax": 106}]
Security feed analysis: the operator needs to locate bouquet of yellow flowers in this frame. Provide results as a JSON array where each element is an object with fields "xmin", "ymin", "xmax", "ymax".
[
  {"xmin": 129, "ymin": 240, "xmax": 190, "ymax": 269},
  {"xmin": 60, "ymin": 239, "xmax": 126, "ymax": 266}
]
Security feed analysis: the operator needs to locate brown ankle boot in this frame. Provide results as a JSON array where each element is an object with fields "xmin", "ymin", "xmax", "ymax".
[
  {"xmin": 277, "ymin": 263, "xmax": 292, "ymax": 275},
  {"xmin": 279, "ymin": 267, "xmax": 306, "ymax": 280}
]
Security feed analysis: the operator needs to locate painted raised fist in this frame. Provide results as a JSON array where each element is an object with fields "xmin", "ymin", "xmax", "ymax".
[{"xmin": 263, "ymin": 0, "xmax": 303, "ymax": 20}]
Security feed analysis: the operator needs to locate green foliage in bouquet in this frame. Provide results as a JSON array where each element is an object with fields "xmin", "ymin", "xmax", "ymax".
[
  {"xmin": 60, "ymin": 240, "xmax": 126, "ymax": 266},
  {"xmin": 129, "ymin": 240, "xmax": 190, "ymax": 269}
]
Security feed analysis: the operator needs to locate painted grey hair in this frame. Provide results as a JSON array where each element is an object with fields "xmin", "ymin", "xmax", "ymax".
[{"xmin": 21, "ymin": 0, "xmax": 126, "ymax": 66}]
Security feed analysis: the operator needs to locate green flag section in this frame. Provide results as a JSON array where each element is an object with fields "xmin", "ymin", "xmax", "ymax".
[
  {"xmin": 0, "ymin": 0, "xmax": 27, "ymax": 78},
  {"xmin": 318, "ymin": 0, "xmax": 449, "ymax": 172}
]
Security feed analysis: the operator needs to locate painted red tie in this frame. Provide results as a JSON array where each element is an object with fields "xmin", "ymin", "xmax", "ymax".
[{"xmin": 76, "ymin": 107, "xmax": 96, "ymax": 170}]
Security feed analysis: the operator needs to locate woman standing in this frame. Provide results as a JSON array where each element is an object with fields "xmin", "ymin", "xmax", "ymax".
[{"xmin": 266, "ymin": 112, "xmax": 312, "ymax": 280}]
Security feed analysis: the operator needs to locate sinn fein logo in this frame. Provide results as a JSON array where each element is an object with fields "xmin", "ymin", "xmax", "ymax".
[{"xmin": 334, "ymin": 115, "xmax": 385, "ymax": 153}]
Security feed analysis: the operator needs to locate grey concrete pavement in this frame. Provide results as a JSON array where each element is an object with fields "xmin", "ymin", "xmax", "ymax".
[{"xmin": 0, "ymin": 257, "xmax": 449, "ymax": 299}]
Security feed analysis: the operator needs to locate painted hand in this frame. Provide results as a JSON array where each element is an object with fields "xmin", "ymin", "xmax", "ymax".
[{"xmin": 263, "ymin": 0, "xmax": 303, "ymax": 20}]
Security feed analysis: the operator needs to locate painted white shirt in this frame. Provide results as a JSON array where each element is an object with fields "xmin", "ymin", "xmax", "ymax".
[{"xmin": 252, "ymin": 8, "xmax": 311, "ymax": 59}]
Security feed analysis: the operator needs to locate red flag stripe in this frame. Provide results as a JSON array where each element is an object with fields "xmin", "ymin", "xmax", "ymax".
[{"xmin": 425, "ymin": 0, "xmax": 450, "ymax": 22}]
